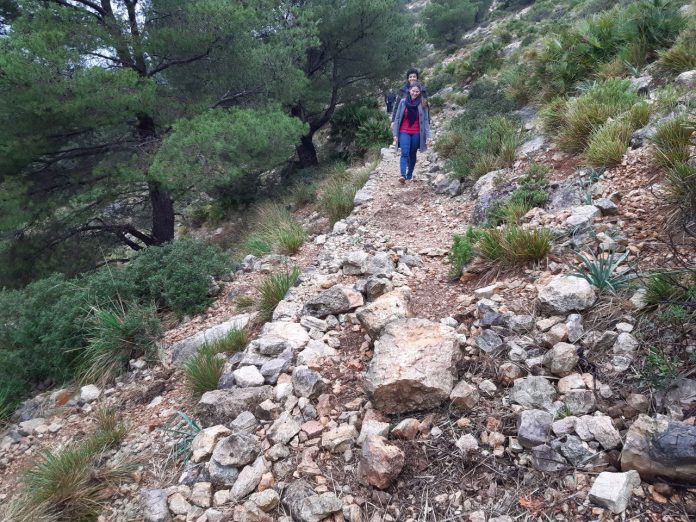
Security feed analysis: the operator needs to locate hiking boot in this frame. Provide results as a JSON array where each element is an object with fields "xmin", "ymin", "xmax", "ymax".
[{"xmin": 398, "ymin": 177, "xmax": 405, "ymax": 185}]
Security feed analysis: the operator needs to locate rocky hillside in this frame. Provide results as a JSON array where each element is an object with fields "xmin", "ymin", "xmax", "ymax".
[{"xmin": 2, "ymin": 0, "xmax": 696, "ymax": 521}]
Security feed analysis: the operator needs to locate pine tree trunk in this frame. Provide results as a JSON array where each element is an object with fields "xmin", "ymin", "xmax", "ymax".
[
  {"xmin": 148, "ymin": 181, "xmax": 175, "ymax": 244},
  {"xmin": 296, "ymin": 133, "xmax": 319, "ymax": 167}
]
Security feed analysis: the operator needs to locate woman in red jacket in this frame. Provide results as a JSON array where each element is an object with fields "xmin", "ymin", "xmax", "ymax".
[{"xmin": 391, "ymin": 82, "xmax": 430, "ymax": 184}]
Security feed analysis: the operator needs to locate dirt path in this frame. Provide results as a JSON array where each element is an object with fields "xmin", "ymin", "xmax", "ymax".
[{"xmin": 352, "ymin": 148, "xmax": 471, "ymax": 321}]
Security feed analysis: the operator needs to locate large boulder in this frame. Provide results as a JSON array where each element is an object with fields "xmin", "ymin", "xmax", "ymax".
[
  {"xmin": 197, "ymin": 387, "xmax": 273, "ymax": 425},
  {"xmin": 170, "ymin": 314, "xmax": 252, "ymax": 366},
  {"xmin": 302, "ymin": 285, "xmax": 364, "ymax": 318},
  {"xmin": 364, "ymin": 318, "xmax": 460, "ymax": 414},
  {"xmin": 356, "ymin": 288, "xmax": 412, "ymax": 338},
  {"xmin": 537, "ymin": 275, "xmax": 596, "ymax": 314},
  {"xmin": 621, "ymin": 414, "xmax": 696, "ymax": 484}
]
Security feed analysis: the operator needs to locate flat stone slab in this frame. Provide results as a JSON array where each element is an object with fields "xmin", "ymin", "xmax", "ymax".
[{"xmin": 170, "ymin": 314, "xmax": 252, "ymax": 366}]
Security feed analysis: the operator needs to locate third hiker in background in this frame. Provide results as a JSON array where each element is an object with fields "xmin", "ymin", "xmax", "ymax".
[
  {"xmin": 391, "ymin": 68, "xmax": 428, "ymax": 121},
  {"xmin": 384, "ymin": 90, "xmax": 396, "ymax": 114}
]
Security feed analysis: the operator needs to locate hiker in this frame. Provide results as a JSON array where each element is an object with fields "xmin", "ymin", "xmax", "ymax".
[
  {"xmin": 391, "ymin": 68, "xmax": 428, "ymax": 121},
  {"xmin": 384, "ymin": 90, "xmax": 396, "ymax": 114},
  {"xmin": 392, "ymin": 82, "xmax": 430, "ymax": 184}
]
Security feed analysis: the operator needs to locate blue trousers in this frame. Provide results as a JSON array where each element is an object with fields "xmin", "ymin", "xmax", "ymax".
[{"xmin": 399, "ymin": 132, "xmax": 420, "ymax": 180}]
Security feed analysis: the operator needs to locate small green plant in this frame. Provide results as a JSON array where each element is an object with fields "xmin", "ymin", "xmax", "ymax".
[
  {"xmin": 448, "ymin": 227, "xmax": 481, "ymax": 278},
  {"xmin": 571, "ymin": 250, "xmax": 633, "ymax": 292},
  {"xmin": 645, "ymin": 271, "xmax": 696, "ymax": 308},
  {"xmin": 663, "ymin": 161, "xmax": 696, "ymax": 230},
  {"xmin": 235, "ymin": 295, "xmax": 256, "ymax": 311},
  {"xmin": 642, "ymin": 347, "xmax": 682, "ymax": 389},
  {"xmin": 78, "ymin": 303, "xmax": 161, "ymax": 385},
  {"xmin": 244, "ymin": 234, "xmax": 272, "ymax": 257},
  {"xmin": 159, "ymin": 411, "xmax": 201, "ymax": 463},
  {"xmin": 184, "ymin": 344, "xmax": 226, "ymax": 396},
  {"xmin": 258, "ymin": 266, "xmax": 301, "ymax": 321},
  {"xmin": 290, "ymin": 183, "xmax": 318, "ymax": 208}
]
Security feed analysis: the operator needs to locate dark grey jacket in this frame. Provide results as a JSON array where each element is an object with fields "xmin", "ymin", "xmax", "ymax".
[{"xmin": 392, "ymin": 98, "xmax": 431, "ymax": 152}]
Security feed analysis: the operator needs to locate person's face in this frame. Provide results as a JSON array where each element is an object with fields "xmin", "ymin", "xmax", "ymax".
[
  {"xmin": 409, "ymin": 86, "xmax": 420, "ymax": 99},
  {"xmin": 408, "ymin": 73, "xmax": 418, "ymax": 84}
]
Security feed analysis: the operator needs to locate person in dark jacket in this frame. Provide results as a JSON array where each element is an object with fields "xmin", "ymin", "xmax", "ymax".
[
  {"xmin": 384, "ymin": 90, "xmax": 396, "ymax": 114},
  {"xmin": 392, "ymin": 82, "xmax": 430, "ymax": 184},
  {"xmin": 391, "ymin": 68, "xmax": 428, "ymax": 121}
]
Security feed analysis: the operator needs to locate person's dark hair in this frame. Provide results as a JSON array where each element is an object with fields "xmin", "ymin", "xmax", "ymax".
[
  {"xmin": 408, "ymin": 81, "xmax": 423, "ymax": 92},
  {"xmin": 406, "ymin": 68, "xmax": 419, "ymax": 80}
]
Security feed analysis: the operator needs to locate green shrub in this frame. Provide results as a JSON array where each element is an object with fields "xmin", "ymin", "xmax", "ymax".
[
  {"xmin": 78, "ymin": 303, "xmax": 161, "ymax": 385},
  {"xmin": 658, "ymin": 26, "xmax": 696, "ymax": 73},
  {"xmin": 443, "ymin": 116, "xmax": 521, "ymax": 180},
  {"xmin": 331, "ymin": 101, "xmax": 390, "ymax": 158},
  {"xmin": 125, "ymin": 239, "xmax": 232, "ymax": 316},
  {"xmin": 258, "ymin": 267, "xmax": 301, "ymax": 321},
  {"xmin": 526, "ymin": 0, "xmax": 685, "ymax": 98},
  {"xmin": 552, "ymin": 79, "xmax": 640, "ymax": 152},
  {"xmin": 448, "ymin": 227, "xmax": 482, "ymax": 278},
  {"xmin": 454, "ymin": 41, "xmax": 504, "ymax": 83},
  {"xmin": 428, "ymin": 95, "xmax": 445, "ymax": 109},
  {"xmin": 355, "ymin": 117, "xmax": 392, "ymax": 151},
  {"xmin": 184, "ymin": 345, "xmax": 226, "ymax": 396},
  {"xmin": 651, "ymin": 115, "xmax": 695, "ymax": 169},
  {"xmin": 0, "ymin": 239, "xmax": 229, "ymax": 414},
  {"xmin": 478, "ymin": 226, "xmax": 553, "ymax": 265}
]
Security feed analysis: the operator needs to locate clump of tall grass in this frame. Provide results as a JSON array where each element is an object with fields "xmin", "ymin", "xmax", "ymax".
[
  {"xmin": 184, "ymin": 344, "xmax": 226, "ymax": 396},
  {"xmin": 651, "ymin": 115, "xmax": 695, "ymax": 169},
  {"xmin": 252, "ymin": 203, "xmax": 306, "ymax": 255},
  {"xmin": 478, "ymin": 226, "xmax": 553, "ymax": 265},
  {"xmin": 658, "ymin": 26, "xmax": 696, "ymax": 74},
  {"xmin": 258, "ymin": 266, "xmax": 301, "ymax": 321},
  {"xmin": 318, "ymin": 165, "xmax": 372, "ymax": 224},
  {"xmin": 6, "ymin": 409, "xmax": 131, "ymax": 521},
  {"xmin": 78, "ymin": 303, "xmax": 161, "ymax": 385},
  {"xmin": 183, "ymin": 328, "xmax": 248, "ymax": 396}
]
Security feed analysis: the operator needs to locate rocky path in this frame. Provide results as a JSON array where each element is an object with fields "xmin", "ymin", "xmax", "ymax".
[{"xmin": 4, "ymin": 105, "xmax": 696, "ymax": 521}]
